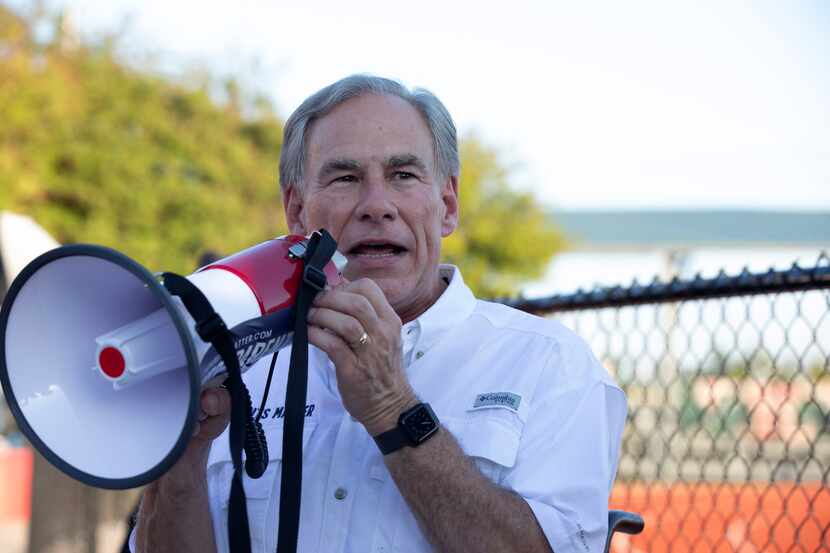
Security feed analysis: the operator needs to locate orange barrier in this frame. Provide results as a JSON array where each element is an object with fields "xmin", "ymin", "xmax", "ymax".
[
  {"xmin": 2, "ymin": 449, "xmax": 828, "ymax": 551},
  {"xmin": 0, "ymin": 448, "xmax": 33, "ymax": 522},
  {"xmin": 610, "ymin": 481, "xmax": 830, "ymax": 553}
]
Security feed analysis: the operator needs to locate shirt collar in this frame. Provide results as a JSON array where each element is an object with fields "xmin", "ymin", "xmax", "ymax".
[{"xmin": 408, "ymin": 264, "xmax": 476, "ymax": 357}]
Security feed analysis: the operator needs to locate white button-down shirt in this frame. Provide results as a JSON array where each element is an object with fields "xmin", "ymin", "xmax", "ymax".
[{"xmin": 138, "ymin": 266, "xmax": 626, "ymax": 553}]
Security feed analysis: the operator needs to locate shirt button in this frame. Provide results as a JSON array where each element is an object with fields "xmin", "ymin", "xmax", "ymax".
[
  {"xmin": 415, "ymin": 351, "xmax": 424, "ymax": 359},
  {"xmin": 334, "ymin": 487, "xmax": 348, "ymax": 500}
]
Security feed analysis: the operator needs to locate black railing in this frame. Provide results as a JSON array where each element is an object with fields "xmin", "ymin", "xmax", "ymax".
[
  {"xmin": 506, "ymin": 253, "xmax": 830, "ymax": 313},
  {"xmin": 505, "ymin": 253, "xmax": 830, "ymax": 553}
]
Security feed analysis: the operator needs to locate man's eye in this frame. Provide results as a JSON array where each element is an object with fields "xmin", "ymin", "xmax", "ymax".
[
  {"xmin": 393, "ymin": 171, "xmax": 416, "ymax": 180},
  {"xmin": 332, "ymin": 175, "xmax": 357, "ymax": 184}
]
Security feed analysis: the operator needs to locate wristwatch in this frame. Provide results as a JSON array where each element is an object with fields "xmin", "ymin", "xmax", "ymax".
[{"xmin": 373, "ymin": 403, "xmax": 440, "ymax": 455}]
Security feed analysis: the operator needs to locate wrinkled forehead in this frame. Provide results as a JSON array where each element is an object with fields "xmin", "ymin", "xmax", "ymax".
[{"xmin": 304, "ymin": 94, "xmax": 437, "ymax": 176}]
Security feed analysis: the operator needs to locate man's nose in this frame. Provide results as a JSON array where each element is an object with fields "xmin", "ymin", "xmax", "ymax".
[{"xmin": 356, "ymin": 177, "xmax": 397, "ymax": 222}]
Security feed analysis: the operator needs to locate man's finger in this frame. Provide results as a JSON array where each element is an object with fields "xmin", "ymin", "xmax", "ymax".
[
  {"xmin": 201, "ymin": 387, "xmax": 231, "ymax": 418},
  {"xmin": 313, "ymin": 289, "xmax": 382, "ymax": 334},
  {"xmin": 308, "ymin": 325, "xmax": 357, "ymax": 368},
  {"xmin": 308, "ymin": 306, "xmax": 367, "ymax": 346},
  {"xmin": 338, "ymin": 278, "xmax": 399, "ymax": 322}
]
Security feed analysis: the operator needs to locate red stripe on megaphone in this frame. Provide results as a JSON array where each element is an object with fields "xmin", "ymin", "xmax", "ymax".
[{"xmin": 199, "ymin": 235, "xmax": 343, "ymax": 314}]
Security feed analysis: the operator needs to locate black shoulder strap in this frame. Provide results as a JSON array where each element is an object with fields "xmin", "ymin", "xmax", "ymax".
[{"xmin": 276, "ymin": 230, "xmax": 337, "ymax": 553}]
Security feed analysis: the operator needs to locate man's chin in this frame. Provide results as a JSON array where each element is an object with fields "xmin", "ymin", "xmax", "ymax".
[
  {"xmin": 343, "ymin": 258, "xmax": 407, "ymax": 283},
  {"xmin": 354, "ymin": 274, "xmax": 400, "ymax": 296},
  {"xmin": 343, "ymin": 271, "xmax": 407, "ymax": 304}
]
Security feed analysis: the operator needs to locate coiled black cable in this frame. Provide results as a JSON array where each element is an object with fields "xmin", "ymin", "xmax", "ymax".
[
  {"xmin": 240, "ymin": 351, "xmax": 279, "ymax": 479},
  {"xmin": 240, "ymin": 380, "xmax": 269, "ymax": 479}
]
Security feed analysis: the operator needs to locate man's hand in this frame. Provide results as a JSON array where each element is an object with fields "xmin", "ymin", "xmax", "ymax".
[
  {"xmin": 162, "ymin": 386, "xmax": 231, "ymax": 487},
  {"xmin": 307, "ymin": 278, "xmax": 417, "ymax": 435},
  {"xmin": 134, "ymin": 387, "xmax": 230, "ymax": 553},
  {"xmin": 194, "ymin": 387, "xmax": 232, "ymax": 443}
]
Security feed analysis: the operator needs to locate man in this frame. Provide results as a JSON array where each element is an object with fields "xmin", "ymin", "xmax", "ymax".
[{"xmin": 134, "ymin": 75, "xmax": 626, "ymax": 552}]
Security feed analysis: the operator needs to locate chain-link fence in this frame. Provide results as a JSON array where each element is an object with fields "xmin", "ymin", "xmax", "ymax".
[{"xmin": 508, "ymin": 254, "xmax": 830, "ymax": 553}]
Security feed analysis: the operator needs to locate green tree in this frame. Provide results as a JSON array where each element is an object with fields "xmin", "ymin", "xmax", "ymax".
[
  {"xmin": 0, "ymin": 5, "xmax": 286, "ymax": 275},
  {"xmin": 0, "ymin": 4, "xmax": 561, "ymax": 297},
  {"xmin": 446, "ymin": 136, "xmax": 563, "ymax": 297}
]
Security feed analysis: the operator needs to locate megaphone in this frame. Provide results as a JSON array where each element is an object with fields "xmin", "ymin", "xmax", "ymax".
[{"xmin": 0, "ymin": 233, "xmax": 345, "ymax": 489}]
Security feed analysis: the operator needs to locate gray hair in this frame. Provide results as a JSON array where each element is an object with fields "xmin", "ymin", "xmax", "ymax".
[{"xmin": 279, "ymin": 74, "xmax": 459, "ymax": 192}]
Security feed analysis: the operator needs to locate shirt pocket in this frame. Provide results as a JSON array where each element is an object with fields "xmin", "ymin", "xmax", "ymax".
[
  {"xmin": 445, "ymin": 409, "xmax": 522, "ymax": 484},
  {"xmin": 389, "ymin": 412, "xmax": 523, "ymax": 552},
  {"xmin": 207, "ymin": 421, "xmax": 318, "ymax": 553}
]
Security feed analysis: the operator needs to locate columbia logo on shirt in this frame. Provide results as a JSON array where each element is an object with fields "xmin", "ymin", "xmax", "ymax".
[{"xmin": 472, "ymin": 392, "xmax": 521, "ymax": 412}]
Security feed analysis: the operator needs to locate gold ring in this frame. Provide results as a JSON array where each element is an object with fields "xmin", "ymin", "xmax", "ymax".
[{"xmin": 355, "ymin": 331, "xmax": 369, "ymax": 348}]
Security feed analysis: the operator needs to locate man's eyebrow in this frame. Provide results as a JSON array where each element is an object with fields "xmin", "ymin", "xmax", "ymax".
[
  {"xmin": 318, "ymin": 158, "xmax": 362, "ymax": 178},
  {"xmin": 386, "ymin": 154, "xmax": 427, "ymax": 173}
]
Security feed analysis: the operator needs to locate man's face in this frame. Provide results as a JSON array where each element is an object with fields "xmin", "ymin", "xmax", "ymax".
[{"xmin": 284, "ymin": 93, "xmax": 459, "ymax": 322}]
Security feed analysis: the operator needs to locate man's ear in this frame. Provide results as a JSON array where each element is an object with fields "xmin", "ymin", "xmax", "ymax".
[
  {"xmin": 440, "ymin": 175, "xmax": 460, "ymax": 237},
  {"xmin": 283, "ymin": 185, "xmax": 307, "ymax": 235}
]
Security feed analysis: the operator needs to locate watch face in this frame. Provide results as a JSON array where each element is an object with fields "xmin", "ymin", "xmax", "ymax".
[{"xmin": 401, "ymin": 404, "xmax": 439, "ymax": 444}]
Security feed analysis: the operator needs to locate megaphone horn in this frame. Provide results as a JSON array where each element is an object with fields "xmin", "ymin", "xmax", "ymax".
[{"xmin": 0, "ymin": 232, "xmax": 345, "ymax": 489}]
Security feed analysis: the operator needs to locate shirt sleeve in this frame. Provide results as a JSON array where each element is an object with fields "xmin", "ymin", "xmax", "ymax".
[{"xmin": 502, "ymin": 335, "xmax": 627, "ymax": 553}]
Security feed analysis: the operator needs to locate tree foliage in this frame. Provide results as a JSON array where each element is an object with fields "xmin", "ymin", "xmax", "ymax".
[
  {"xmin": 0, "ymin": 4, "xmax": 561, "ymax": 297},
  {"xmin": 447, "ymin": 138, "xmax": 563, "ymax": 297},
  {"xmin": 0, "ymin": 5, "xmax": 285, "ymax": 274}
]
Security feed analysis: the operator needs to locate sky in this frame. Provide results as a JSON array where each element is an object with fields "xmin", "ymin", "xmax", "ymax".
[{"xmin": 16, "ymin": 0, "xmax": 828, "ymax": 213}]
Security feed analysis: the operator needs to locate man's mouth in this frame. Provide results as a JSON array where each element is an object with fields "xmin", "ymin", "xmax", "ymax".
[{"xmin": 347, "ymin": 242, "xmax": 407, "ymax": 258}]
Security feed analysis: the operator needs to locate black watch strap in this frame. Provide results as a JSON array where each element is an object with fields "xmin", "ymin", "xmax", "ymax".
[{"xmin": 374, "ymin": 426, "xmax": 410, "ymax": 455}]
